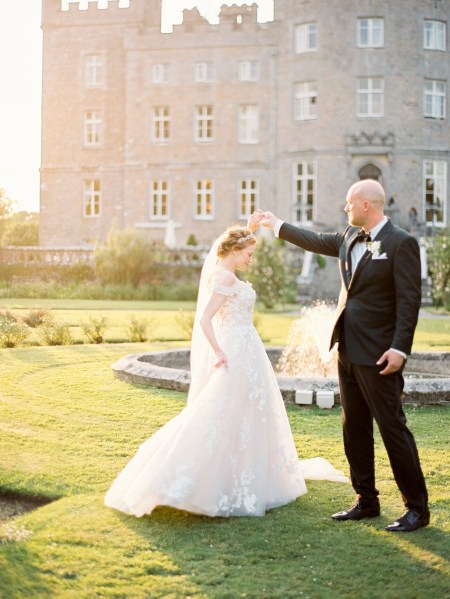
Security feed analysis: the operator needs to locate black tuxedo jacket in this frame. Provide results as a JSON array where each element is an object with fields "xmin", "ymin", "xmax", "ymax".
[{"xmin": 279, "ymin": 220, "xmax": 422, "ymax": 365}]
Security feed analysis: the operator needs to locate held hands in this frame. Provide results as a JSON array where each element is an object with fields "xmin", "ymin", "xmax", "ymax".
[
  {"xmin": 247, "ymin": 209, "xmax": 278, "ymax": 232},
  {"xmin": 377, "ymin": 350, "xmax": 405, "ymax": 375}
]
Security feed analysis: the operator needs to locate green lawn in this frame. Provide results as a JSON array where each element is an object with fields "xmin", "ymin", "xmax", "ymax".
[
  {"xmin": 0, "ymin": 299, "xmax": 297, "ymax": 346},
  {"xmin": 0, "ymin": 342, "xmax": 449, "ymax": 598},
  {"xmin": 1, "ymin": 299, "xmax": 449, "ymax": 350}
]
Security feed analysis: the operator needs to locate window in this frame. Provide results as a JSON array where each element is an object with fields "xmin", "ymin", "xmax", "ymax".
[
  {"xmin": 293, "ymin": 162, "xmax": 316, "ymax": 224},
  {"xmin": 294, "ymin": 81, "xmax": 318, "ymax": 121},
  {"xmin": 424, "ymin": 80, "xmax": 446, "ymax": 119},
  {"xmin": 152, "ymin": 106, "xmax": 170, "ymax": 142},
  {"xmin": 150, "ymin": 180, "xmax": 169, "ymax": 220},
  {"xmin": 83, "ymin": 111, "xmax": 102, "ymax": 146},
  {"xmin": 424, "ymin": 160, "xmax": 447, "ymax": 226},
  {"xmin": 356, "ymin": 78, "xmax": 384, "ymax": 117},
  {"xmin": 423, "ymin": 20, "xmax": 446, "ymax": 51},
  {"xmin": 194, "ymin": 62, "xmax": 214, "ymax": 82},
  {"xmin": 238, "ymin": 60, "xmax": 259, "ymax": 82},
  {"xmin": 357, "ymin": 18, "xmax": 384, "ymax": 47},
  {"xmin": 84, "ymin": 54, "xmax": 104, "ymax": 87},
  {"xmin": 238, "ymin": 179, "xmax": 259, "ymax": 219},
  {"xmin": 194, "ymin": 179, "xmax": 214, "ymax": 219},
  {"xmin": 195, "ymin": 106, "xmax": 214, "ymax": 142},
  {"xmin": 152, "ymin": 63, "xmax": 169, "ymax": 83},
  {"xmin": 83, "ymin": 179, "xmax": 101, "ymax": 218},
  {"xmin": 238, "ymin": 105, "xmax": 259, "ymax": 144},
  {"xmin": 294, "ymin": 23, "xmax": 317, "ymax": 53}
]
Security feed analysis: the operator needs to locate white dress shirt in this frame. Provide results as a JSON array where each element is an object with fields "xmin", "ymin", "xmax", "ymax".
[{"xmin": 351, "ymin": 216, "xmax": 388, "ymax": 274}]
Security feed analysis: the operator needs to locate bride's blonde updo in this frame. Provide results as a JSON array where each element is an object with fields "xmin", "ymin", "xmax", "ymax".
[{"xmin": 216, "ymin": 226, "xmax": 256, "ymax": 258}]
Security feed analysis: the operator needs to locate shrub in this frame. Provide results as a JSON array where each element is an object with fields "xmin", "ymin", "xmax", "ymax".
[
  {"xmin": 426, "ymin": 231, "xmax": 450, "ymax": 307},
  {"xmin": 186, "ymin": 234, "xmax": 198, "ymax": 246},
  {"xmin": 22, "ymin": 307, "xmax": 52, "ymax": 328},
  {"xmin": 39, "ymin": 317, "xmax": 73, "ymax": 346},
  {"xmin": 127, "ymin": 315, "xmax": 154, "ymax": 342},
  {"xmin": 246, "ymin": 238, "xmax": 294, "ymax": 309},
  {"xmin": 81, "ymin": 316, "xmax": 108, "ymax": 344},
  {"xmin": 94, "ymin": 227, "xmax": 164, "ymax": 288},
  {"xmin": 0, "ymin": 310, "xmax": 19, "ymax": 324},
  {"xmin": 317, "ymin": 254, "xmax": 326, "ymax": 269},
  {"xmin": 0, "ymin": 313, "xmax": 29, "ymax": 348},
  {"xmin": 174, "ymin": 310, "xmax": 195, "ymax": 340},
  {"xmin": 1, "ymin": 220, "xmax": 39, "ymax": 246}
]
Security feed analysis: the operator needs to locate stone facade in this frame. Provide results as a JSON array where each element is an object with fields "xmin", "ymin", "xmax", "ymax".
[{"xmin": 40, "ymin": 0, "xmax": 450, "ymax": 247}]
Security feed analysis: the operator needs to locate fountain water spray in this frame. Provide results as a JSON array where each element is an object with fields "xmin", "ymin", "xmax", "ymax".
[{"xmin": 277, "ymin": 301, "xmax": 337, "ymax": 378}]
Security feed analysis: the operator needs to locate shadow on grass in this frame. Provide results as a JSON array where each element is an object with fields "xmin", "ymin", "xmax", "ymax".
[
  {"xmin": 0, "ymin": 544, "xmax": 56, "ymax": 597},
  {"xmin": 113, "ymin": 487, "xmax": 450, "ymax": 599},
  {"xmin": 0, "ymin": 492, "xmax": 57, "ymax": 521}
]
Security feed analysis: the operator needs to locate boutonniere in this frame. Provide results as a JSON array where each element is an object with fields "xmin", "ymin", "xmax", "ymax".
[{"xmin": 367, "ymin": 241, "xmax": 387, "ymax": 260}]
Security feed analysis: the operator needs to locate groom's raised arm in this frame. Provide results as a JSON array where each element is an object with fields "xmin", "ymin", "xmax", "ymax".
[{"xmin": 258, "ymin": 211, "xmax": 344, "ymax": 258}]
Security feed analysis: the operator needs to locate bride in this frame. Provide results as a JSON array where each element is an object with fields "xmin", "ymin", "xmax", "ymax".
[{"xmin": 104, "ymin": 225, "xmax": 347, "ymax": 518}]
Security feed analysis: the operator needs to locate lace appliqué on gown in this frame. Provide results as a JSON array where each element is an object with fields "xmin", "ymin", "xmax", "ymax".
[{"xmin": 105, "ymin": 272, "xmax": 348, "ymax": 518}]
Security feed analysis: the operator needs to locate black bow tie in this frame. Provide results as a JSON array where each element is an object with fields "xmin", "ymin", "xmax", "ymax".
[{"xmin": 355, "ymin": 230, "xmax": 371, "ymax": 243}]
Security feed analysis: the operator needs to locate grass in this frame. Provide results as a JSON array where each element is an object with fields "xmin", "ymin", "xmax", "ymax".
[
  {"xmin": 0, "ymin": 342, "xmax": 449, "ymax": 598},
  {"xmin": 0, "ymin": 299, "xmax": 298, "ymax": 347},
  {"xmin": 0, "ymin": 299, "xmax": 449, "ymax": 350},
  {"xmin": 412, "ymin": 316, "xmax": 450, "ymax": 351}
]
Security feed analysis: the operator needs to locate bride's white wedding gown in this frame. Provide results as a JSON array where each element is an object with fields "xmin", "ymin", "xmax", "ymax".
[{"xmin": 105, "ymin": 274, "xmax": 347, "ymax": 517}]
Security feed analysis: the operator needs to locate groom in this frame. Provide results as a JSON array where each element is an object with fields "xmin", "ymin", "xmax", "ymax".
[{"xmin": 253, "ymin": 179, "xmax": 429, "ymax": 532}]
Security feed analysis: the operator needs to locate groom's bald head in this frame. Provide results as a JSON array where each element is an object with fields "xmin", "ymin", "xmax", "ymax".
[
  {"xmin": 348, "ymin": 179, "xmax": 386, "ymax": 211},
  {"xmin": 345, "ymin": 179, "xmax": 387, "ymax": 229}
]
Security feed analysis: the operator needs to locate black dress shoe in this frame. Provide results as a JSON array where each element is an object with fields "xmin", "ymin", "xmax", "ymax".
[
  {"xmin": 331, "ymin": 498, "xmax": 380, "ymax": 521},
  {"xmin": 385, "ymin": 509, "xmax": 430, "ymax": 532}
]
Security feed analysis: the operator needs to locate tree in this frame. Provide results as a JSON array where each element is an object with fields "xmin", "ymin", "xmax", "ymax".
[
  {"xmin": 0, "ymin": 189, "xmax": 16, "ymax": 242},
  {"xmin": 426, "ymin": 230, "xmax": 450, "ymax": 308},
  {"xmin": 94, "ymin": 227, "xmax": 163, "ymax": 287},
  {"xmin": 1, "ymin": 212, "xmax": 39, "ymax": 246}
]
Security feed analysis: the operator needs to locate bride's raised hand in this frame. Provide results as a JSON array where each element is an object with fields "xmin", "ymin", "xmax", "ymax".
[{"xmin": 247, "ymin": 209, "xmax": 265, "ymax": 233}]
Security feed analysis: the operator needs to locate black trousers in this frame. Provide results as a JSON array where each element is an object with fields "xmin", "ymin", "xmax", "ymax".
[{"xmin": 338, "ymin": 345, "xmax": 428, "ymax": 513}]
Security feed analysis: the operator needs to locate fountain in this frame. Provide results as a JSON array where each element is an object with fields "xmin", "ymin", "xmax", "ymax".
[{"xmin": 112, "ymin": 303, "xmax": 450, "ymax": 407}]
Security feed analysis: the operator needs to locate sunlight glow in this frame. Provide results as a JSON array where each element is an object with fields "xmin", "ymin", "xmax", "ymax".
[{"xmin": 0, "ymin": 0, "xmax": 273, "ymax": 213}]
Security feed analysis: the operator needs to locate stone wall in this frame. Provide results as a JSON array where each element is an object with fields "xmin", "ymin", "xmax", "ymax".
[{"xmin": 40, "ymin": 0, "xmax": 450, "ymax": 247}]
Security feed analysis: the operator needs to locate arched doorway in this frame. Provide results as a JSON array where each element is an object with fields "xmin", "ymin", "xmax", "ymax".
[{"xmin": 358, "ymin": 163, "xmax": 382, "ymax": 182}]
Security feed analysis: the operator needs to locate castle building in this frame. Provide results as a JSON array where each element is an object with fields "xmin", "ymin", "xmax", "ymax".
[{"xmin": 39, "ymin": 0, "xmax": 450, "ymax": 247}]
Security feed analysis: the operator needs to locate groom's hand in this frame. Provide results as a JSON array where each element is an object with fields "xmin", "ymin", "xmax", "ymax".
[
  {"xmin": 259, "ymin": 210, "xmax": 278, "ymax": 229},
  {"xmin": 247, "ymin": 210, "xmax": 265, "ymax": 232},
  {"xmin": 377, "ymin": 350, "xmax": 405, "ymax": 375}
]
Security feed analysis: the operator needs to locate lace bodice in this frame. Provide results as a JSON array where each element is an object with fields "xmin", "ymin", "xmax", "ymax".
[{"xmin": 210, "ymin": 274, "xmax": 255, "ymax": 328}]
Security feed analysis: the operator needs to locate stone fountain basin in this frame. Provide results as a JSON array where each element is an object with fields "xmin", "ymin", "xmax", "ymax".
[{"xmin": 112, "ymin": 348, "xmax": 450, "ymax": 406}]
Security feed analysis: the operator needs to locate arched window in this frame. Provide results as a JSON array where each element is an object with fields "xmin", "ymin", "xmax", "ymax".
[{"xmin": 358, "ymin": 164, "xmax": 382, "ymax": 181}]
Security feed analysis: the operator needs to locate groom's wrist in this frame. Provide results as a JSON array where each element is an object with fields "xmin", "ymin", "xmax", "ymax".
[
  {"xmin": 274, "ymin": 219, "xmax": 284, "ymax": 237},
  {"xmin": 390, "ymin": 348, "xmax": 407, "ymax": 360}
]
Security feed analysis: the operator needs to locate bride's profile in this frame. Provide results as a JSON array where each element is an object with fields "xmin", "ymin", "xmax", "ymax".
[{"xmin": 104, "ymin": 225, "xmax": 347, "ymax": 518}]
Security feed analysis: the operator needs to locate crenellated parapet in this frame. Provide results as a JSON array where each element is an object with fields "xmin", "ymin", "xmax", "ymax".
[
  {"xmin": 218, "ymin": 3, "xmax": 258, "ymax": 24},
  {"xmin": 173, "ymin": 8, "xmax": 210, "ymax": 33},
  {"xmin": 42, "ymin": 0, "xmax": 161, "ymax": 28},
  {"xmin": 173, "ymin": 3, "xmax": 263, "ymax": 33}
]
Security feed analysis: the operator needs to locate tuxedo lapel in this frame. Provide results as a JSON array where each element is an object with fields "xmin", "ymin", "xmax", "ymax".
[
  {"xmin": 372, "ymin": 219, "xmax": 394, "ymax": 244},
  {"xmin": 343, "ymin": 228, "xmax": 360, "ymax": 288},
  {"xmin": 350, "ymin": 248, "xmax": 371, "ymax": 282}
]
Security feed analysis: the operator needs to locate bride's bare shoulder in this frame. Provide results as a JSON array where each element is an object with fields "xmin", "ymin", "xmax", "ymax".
[{"xmin": 210, "ymin": 267, "xmax": 237, "ymax": 288}]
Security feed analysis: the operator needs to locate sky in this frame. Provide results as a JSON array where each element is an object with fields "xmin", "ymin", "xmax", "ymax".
[{"xmin": 0, "ymin": 0, "xmax": 273, "ymax": 213}]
